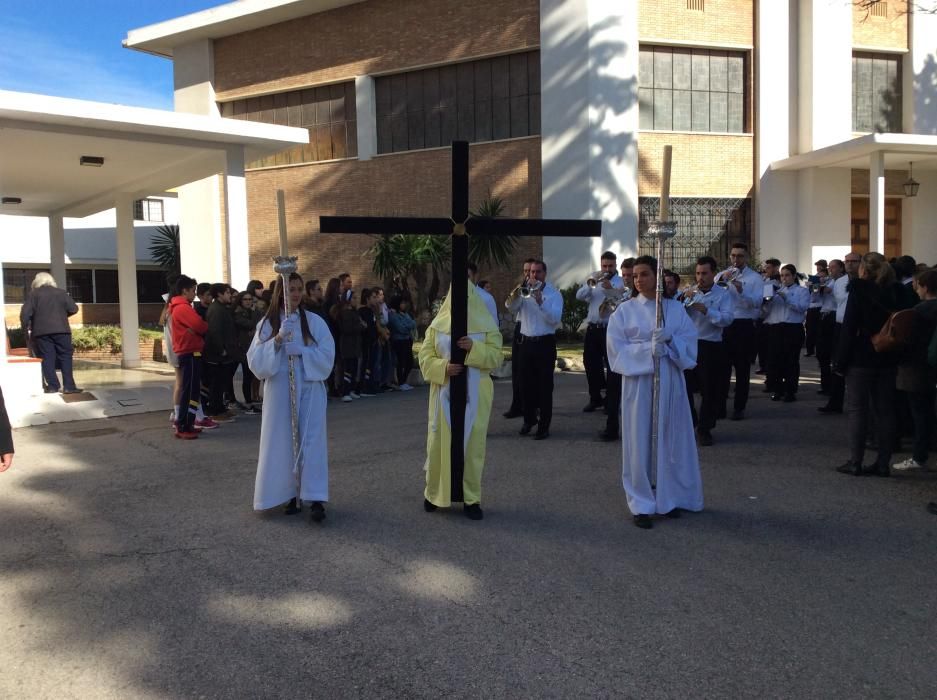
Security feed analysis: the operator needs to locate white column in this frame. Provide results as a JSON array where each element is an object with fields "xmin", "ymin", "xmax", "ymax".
[
  {"xmin": 540, "ymin": 0, "xmax": 639, "ymax": 288},
  {"xmin": 869, "ymin": 152, "xmax": 885, "ymax": 254},
  {"xmin": 115, "ymin": 194, "xmax": 141, "ymax": 369},
  {"xmin": 48, "ymin": 214, "xmax": 66, "ymax": 289},
  {"xmin": 798, "ymin": 0, "xmax": 852, "ymax": 151},
  {"xmin": 0, "ymin": 263, "xmax": 6, "ymax": 359},
  {"xmin": 223, "ymin": 146, "xmax": 250, "ymax": 288},
  {"xmin": 908, "ymin": 7, "xmax": 937, "ymax": 135},
  {"xmin": 355, "ymin": 75, "xmax": 377, "ymax": 160}
]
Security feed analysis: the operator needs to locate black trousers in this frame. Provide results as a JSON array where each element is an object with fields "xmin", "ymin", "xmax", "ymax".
[
  {"xmin": 846, "ymin": 366, "xmax": 897, "ymax": 469},
  {"xmin": 392, "ymin": 338, "xmax": 414, "ymax": 385},
  {"xmin": 721, "ymin": 319, "xmax": 756, "ymax": 412},
  {"xmin": 827, "ymin": 323, "xmax": 845, "ymax": 410},
  {"xmin": 815, "ymin": 312, "xmax": 836, "ymax": 392},
  {"xmin": 687, "ymin": 340, "xmax": 727, "ymax": 431},
  {"xmin": 204, "ymin": 361, "xmax": 234, "ymax": 415},
  {"xmin": 583, "ymin": 324, "xmax": 608, "ymax": 404},
  {"xmin": 804, "ymin": 307, "xmax": 821, "ymax": 354},
  {"xmin": 520, "ymin": 334, "xmax": 556, "ymax": 430},
  {"xmin": 765, "ymin": 323, "xmax": 804, "ymax": 397},
  {"xmin": 508, "ymin": 322, "xmax": 523, "ymax": 413},
  {"xmin": 605, "ymin": 371, "xmax": 622, "ymax": 436},
  {"xmin": 34, "ymin": 333, "xmax": 77, "ymax": 392}
]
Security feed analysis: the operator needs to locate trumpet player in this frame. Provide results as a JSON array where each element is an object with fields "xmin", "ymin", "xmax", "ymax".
[
  {"xmin": 506, "ymin": 259, "xmax": 563, "ymax": 440},
  {"xmin": 683, "ymin": 256, "xmax": 734, "ymax": 446},
  {"xmin": 503, "ymin": 258, "xmax": 536, "ymax": 419},
  {"xmin": 763, "ymin": 264, "xmax": 810, "ymax": 402},
  {"xmin": 714, "ymin": 242, "xmax": 765, "ymax": 421},
  {"xmin": 575, "ymin": 251, "xmax": 624, "ymax": 414}
]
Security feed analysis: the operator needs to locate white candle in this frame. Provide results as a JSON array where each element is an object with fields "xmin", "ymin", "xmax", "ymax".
[
  {"xmin": 660, "ymin": 145, "xmax": 672, "ymax": 222},
  {"xmin": 277, "ymin": 189, "xmax": 288, "ymax": 257}
]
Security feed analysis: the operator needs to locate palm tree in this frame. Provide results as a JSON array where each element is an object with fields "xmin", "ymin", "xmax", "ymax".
[
  {"xmin": 148, "ymin": 224, "xmax": 181, "ymax": 278},
  {"xmin": 468, "ymin": 190, "xmax": 517, "ymax": 269}
]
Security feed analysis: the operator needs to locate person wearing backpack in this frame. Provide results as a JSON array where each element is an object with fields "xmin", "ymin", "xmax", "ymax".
[
  {"xmin": 833, "ymin": 252, "xmax": 915, "ymax": 477},
  {"xmin": 892, "ymin": 269, "xmax": 937, "ymax": 471}
]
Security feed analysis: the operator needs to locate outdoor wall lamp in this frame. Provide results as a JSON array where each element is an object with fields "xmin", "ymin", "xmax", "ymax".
[
  {"xmin": 1, "ymin": 196, "xmax": 22, "ymax": 204},
  {"xmin": 903, "ymin": 162, "xmax": 920, "ymax": 198},
  {"xmin": 79, "ymin": 155, "xmax": 105, "ymax": 167}
]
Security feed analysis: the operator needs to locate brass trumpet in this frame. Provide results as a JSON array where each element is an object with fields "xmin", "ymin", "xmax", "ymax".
[
  {"xmin": 586, "ymin": 270, "xmax": 612, "ymax": 288},
  {"xmin": 717, "ymin": 266, "xmax": 742, "ymax": 287},
  {"xmin": 506, "ymin": 275, "xmax": 529, "ymax": 302},
  {"xmin": 520, "ymin": 280, "xmax": 543, "ymax": 298},
  {"xmin": 677, "ymin": 284, "xmax": 701, "ymax": 308},
  {"xmin": 599, "ymin": 286, "xmax": 632, "ymax": 317}
]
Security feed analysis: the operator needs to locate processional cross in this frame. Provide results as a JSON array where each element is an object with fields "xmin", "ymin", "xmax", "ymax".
[{"xmin": 320, "ymin": 141, "xmax": 600, "ymax": 501}]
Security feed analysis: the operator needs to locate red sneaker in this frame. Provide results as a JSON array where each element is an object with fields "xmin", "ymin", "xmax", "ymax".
[
  {"xmin": 174, "ymin": 430, "xmax": 199, "ymax": 440},
  {"xmin": 195, "ymin": 417, "xmax": 219, "ymax": 430}
]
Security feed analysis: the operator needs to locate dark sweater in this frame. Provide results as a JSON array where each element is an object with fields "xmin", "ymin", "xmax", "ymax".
[
  {"xmin": 835, "ymin": 279, "xmax": 916, "ymax": 371},
  {"xmin": 19, "ymin": 286, "xmax": 78, "ymax": 337},
  {"xmin": 897, "ymin": 298, "xmax": 937, "ymax": 391},
  {"xmin": 204, "ymin": 300, "xmax": 240, "ymax": 363}
]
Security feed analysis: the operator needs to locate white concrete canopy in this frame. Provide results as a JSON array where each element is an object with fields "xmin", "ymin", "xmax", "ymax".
[
  {"xmin": 0, "ymin": 90, "xmax": 307, "ymax": 368},
  {"xmin": 771, "ymin": 133, "xmax": 937, "ymax": 172}
]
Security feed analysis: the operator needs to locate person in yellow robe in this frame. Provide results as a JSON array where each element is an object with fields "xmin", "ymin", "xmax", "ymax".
[{"xmin": 419, "ymin": 281, "xmax": 503, "ymax": 520}]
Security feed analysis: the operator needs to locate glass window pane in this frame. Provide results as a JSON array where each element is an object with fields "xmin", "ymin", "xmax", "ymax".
[
  {"xmin": 727, "ymin": 55, "xmax": 744, "ymax": 93},
  {"xmin": 653, "ymin": 88, "xmax": 672, "ymax": 130},
  {"xmin": 96, "ymin": 270, "xmax": 118, "ymax": 303},
  {"xmin": 728, "ymin": 93, "xmax": 744, "ymax": 132},
  {"xmin": 639, "ymin": 87, "xmax": 654, "ymax": 129},
  {"xmin": 673, "ymin": 90, "xmax": 692, "ymax": 131},
  {"xmin": 710, "ymin": 52, "xmax": 728, "ymax": 93},
  {"xmin": 692, "ymin": 91, "xmax": 710, "ymax": 131},
  {"xmin": 638, "ymin": 49, "xmax": 654, "ymax": 88},
  {"xmin": 673, "ymin": 50, "xmax": 692, "ymax": 90},
  {"xmin": 66, "ymin": 269, "xmax": 92, "ymax": 303},
  {"xmin": 692, "ymin": 52, "xmax": 710, "ymax": 91},
  {"xmin": 710, "ymin": 92, "xmax": 728, "ymax": 132},
  {"xmin": 653, "ymin": 50, "xmax": 672, "ymax": 89}
]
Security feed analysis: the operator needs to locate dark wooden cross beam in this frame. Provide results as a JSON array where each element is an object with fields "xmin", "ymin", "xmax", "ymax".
[{"xmin": 320, "ymin": 141, "xmax": 600, "ymax": 502}]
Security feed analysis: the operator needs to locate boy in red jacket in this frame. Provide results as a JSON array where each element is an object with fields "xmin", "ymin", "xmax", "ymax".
[{"xmin": 170, "ymin": 275, "xmax": 208, "ymax": 439}]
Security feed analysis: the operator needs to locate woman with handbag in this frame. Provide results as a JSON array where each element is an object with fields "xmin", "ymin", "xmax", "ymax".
[{"xmin": 834, "ymin": 253, "xmax": 915, "ymax": 477}]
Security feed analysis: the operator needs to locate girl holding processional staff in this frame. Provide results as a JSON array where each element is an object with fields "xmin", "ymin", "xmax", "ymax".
[{"xmin": 606, "ymin": 147, "xmax": 703, "ymax": 529}]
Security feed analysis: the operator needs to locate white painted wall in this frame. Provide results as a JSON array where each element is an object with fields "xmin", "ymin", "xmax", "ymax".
[
  {"xmin": 909, "ymin": 8, "xmax": 937, "ymax": 136},
  {"xmin": 540, "ymin": 0, "xmax": 638, "ymax": 289},
  {"xmin": 173, "ymin": 38, "xmax": 226, "ymax": 285},
  {"xmin": 0, "ymin": 197, "xmax": 177, "ymax": 266},
  {"xmin": 796, "ymin": 167, "xmax": 851, "ymax": 273},
  {"xmin": 797, "ymin": 0, "xmax": 852, "ymax": 152},
  {"xmin": 904, "ymin": 171, "xmax": 937, "ymax": 264}
]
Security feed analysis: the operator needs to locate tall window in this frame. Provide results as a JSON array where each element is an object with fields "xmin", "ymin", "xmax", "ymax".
[
  {"xmin": 134, "ymin": 198, "xmax": 164, "ymax": 222},
  {"xmin": 3, "ymin": 268, "xmax": 47, "ymax": 304},
  {"xmin": 220, "ymin": 81, "xmax": 358, "ymax": 167},
  {"xmin": 639, "ymin": 46, "xmax": 747, "ymax": 133},
  {"xmin": 375, "ymin": 51, "xmax": 541, "ymax": 154},
  {"xmin": 852, "ymin": 52, "xmax": 902, "ymax": 133},
  {"xmin": 66, "ymin": 269, "xmax": 93, "ymax": 303}
]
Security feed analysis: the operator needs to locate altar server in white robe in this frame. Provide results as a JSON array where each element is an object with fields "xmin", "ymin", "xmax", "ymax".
[
  {"xmin": 607, "ymin": 255, "xmax": 703, "ymax": 529},
  {"xmin": 248, "ymin": 272, "xmax": 335, "ymax": 522}
]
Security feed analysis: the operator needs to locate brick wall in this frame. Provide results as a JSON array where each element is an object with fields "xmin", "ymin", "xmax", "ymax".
[
  {"xmin": 73, "ymin": 339, "xmax": 167, "ymax": 363},
  {"xmin": 5, "ymin": 303, "xmax": 164, "ymax": 329},
  {"xmin": 853, "ymin": 1, "xmax": 908, "ymax": 49},
  {"xmin": 851, "ymin": 167, "xmax": 911, "ymax": 196},
  {"xmin": 213, "ymin": 0, "xmax": 541, "ymax": 100},
  {"xmin": 639, "ymin": 0, "xmax": 753, "ymax": 45},
  {"xmin": 245, "ymin": 138, "xmax": 543, "ymax": 304},
  {"xmin": 638, "ymin": 132, "xmax": 753, "ymax": 197}
]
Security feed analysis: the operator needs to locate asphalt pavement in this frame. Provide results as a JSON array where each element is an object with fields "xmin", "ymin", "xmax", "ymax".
[{"xmin": 2, "ymin": 362, "xmax": 935, "ymax": 698}]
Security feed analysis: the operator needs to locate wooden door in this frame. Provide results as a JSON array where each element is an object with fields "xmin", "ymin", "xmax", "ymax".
[{"xmin": 851, "ymin": 197, "xmax": 902, "ymax": 257}]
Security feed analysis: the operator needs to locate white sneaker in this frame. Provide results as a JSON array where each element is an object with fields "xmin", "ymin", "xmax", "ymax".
[
  {"xmin": 400, "ymin": 383, "xmax": 413, "ymax": 391},
  {"xmin": 350, "ymin": 392, "xmax": 360, "ymax": 399},
  {"xmin": 342, "ymin": 395, "xmax": 353, "ymax": 403},
  {"xmin": 360, "ymin": 392, "xmax": 376, "ymax": 397},
  {"xmin": 892, "ymin": 457, "xmax": 926, "ymax": 471}
]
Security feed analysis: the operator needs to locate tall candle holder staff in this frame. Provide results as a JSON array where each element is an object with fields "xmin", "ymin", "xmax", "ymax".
[
  {"xmin": 247, "ymin": 191, "xmax": 335, "ymax": 522},
  {"xmin": 606, "ymin": 147, "xmax": 703, "ymax": 529}
]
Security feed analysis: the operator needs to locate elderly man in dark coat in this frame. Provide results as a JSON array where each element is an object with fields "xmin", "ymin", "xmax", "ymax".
[{"xmin": 20, "ymin": 272, "xmax": 80, "ymax": 394}]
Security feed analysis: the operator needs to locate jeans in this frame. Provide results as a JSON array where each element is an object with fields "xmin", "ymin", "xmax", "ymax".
[
  {"xmin": 176, "ymin": 353, "xmax": 202, "ymax": 432},
  {"xmin": 845, "ymin": 365, "xmax": 897, "ymax": 468},
  {"xmin": 34, "ymin": 333, "xmax": 77, "ymax": 392},
  {"xmin": 908, "ymin": 388, "xmax": 936, "ymax": 464}
]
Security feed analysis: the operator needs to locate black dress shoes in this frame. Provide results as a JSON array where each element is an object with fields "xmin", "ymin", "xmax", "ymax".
[
  {"xmin": 309, "ymin": 501, "xmax": 326, "ymax": 523},
  {"xmin": 770, "ymin": 393, "xmax": 782, "ymax": 401},
  {"xmin": 533, "ymin": 430, "xmax": 549, "ymax": 441},
  {"xmin": 696, "ymin": 429, "xmax": 713, "ymax": 446},
  {"xmin": 43, "ymin": 387, "xmax": 59, "ymax": 394},
  {"xmin": 633, "ymin": 514, "xmax": 653, "ymax": 529},
  {"xmin": 782, "ymin": 394, "xmax": 796, "ymax": 403},
  {"xmin": 423, "ymin": 498, "xmax": 437, "ymax": 512},
  {"xmin": 582, "ymin": 401, "xmax": 603, "ymax": 413},
  {"xmin": 730, "ymin": 410, "xmax": 744, "ymax": 421},
  {"xmin": 62, "ymin": 388, "xmax": 83, "ymax": 395},
  {"xmin": 464, "ymin": 503, "xmax": 484, "ymax": 520},
  {"xmin": 927, "ymin": 502, "xmax": 937, "ymax": 516},
  {"xmin": 597, "ymin": 429, "xmax": 619, "ymax": 442},
  {"xmin": 284, "ymin": 497, "xmax": 301, "ymax": 515},
  {"xmin": 818, "ymin": 405, "xmax": 842, "ymax": 414},
  {"xmin": 835, "ymin": 461, "xmax": 862, "ymax": 476},
  {"xmin": 519, "ymin": 422, "xmax": 536, "ymax": 436},
  {"xmin": 664, "ymin": 508, "xmax": 682, "ymax": 519},
  {"xmin": 503, "ymin": 410, "xmax": 523, "ymax": 419},
  {"xmin": 861, "ymin": 464, "xmax": 891, "ymax": 478}
]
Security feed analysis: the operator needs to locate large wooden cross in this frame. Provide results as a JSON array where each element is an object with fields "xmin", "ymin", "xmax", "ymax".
[{"xmin": 320, "ymin": 141, "xmax": 600, "ymax": 501}]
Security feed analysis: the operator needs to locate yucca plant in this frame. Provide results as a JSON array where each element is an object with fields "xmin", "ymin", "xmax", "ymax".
[
  {"xmin": 469, "ymin": 190, "xmax": 517, "ymax": 270},
  {"xmin": 148, "ymin": 224, "xmax": 181, "ymax": 278}
]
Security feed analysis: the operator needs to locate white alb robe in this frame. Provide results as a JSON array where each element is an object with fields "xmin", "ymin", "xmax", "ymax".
[
  {"xmin": 606, "ymin": 295, "xmax": 704, "ymax": 516},
  {"xmin": 247, "ymin": 310, "xmax": 335, "ymax": 510}
]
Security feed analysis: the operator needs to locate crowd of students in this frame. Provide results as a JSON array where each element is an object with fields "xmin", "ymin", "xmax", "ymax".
[{"xmin": 160, "ymin": 272, "xmax": 422, "ymax": 439}]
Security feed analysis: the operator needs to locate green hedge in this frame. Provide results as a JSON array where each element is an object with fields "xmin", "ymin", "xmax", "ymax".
[{"xmin": 7, "ymin": 325, "xmax": 162, "ymax": 352}]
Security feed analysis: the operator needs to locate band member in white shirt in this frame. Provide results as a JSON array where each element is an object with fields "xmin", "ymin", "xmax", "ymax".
[
  {"xmin": 804, "ymin": 259, "xmax": 828, "ymax": 357},
  {"xmin": 714, "ymin": 243, "xmax": 763, "ymax": 420},
  {"xmin": 503, "ymin": 258, "xmax": 536, "ymax": 419},
  {"xmin": 575, "ymin": 251, "xmax": 625, "ymax": 413},
  {"xmin": 762, "ymin": 264, "xmax": 810, "ymax": 402},
  {"xmin": 683, "ymin": 256, "xmax": 734, "ymax": 446},
  {"xmin": 819, "ymin": 252, "xmax": 861, "ymax": 414},
  {"xmin": 815, "ymin": 259, "xmax": 841, "ymax": 396},
  {"xmin": 600, "ymin": 257, "xmax": 635, "ymax": 440},
  {"xmin": 506, "ymin": 259, "xmax": 563, "ymax": 440}
]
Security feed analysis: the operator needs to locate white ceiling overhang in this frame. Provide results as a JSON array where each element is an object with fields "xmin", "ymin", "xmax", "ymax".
[
  {"xmin": 124, "ymin": 0, "xmax": 367, "ymax": 58},
  {"xmin": 0, "ymin": 90, "xmax": 308, "ymax": 218},
  {"xmin": 771, "ymin": 133, "xmax": 937, "ymax": 172}
]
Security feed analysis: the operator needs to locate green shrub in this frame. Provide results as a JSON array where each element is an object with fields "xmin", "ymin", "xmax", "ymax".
[
  {"xmin": 560, "ymin": 284, "xmax": 588, "ymax": 339},
  {"xmin": 72, "ymin": 326, "xmax": 123, "ymax": 352}
]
